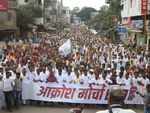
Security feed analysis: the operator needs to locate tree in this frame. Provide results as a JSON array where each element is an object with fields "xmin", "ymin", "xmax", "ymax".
[
  {"xmin": 77, "ymin": 7, "xmax": 97, "ymax": 22},
  {"xmin": 72, "ymin": 7, "xmax": 80, "ymax": 14},
  {"xmin": 89, "ymin": 0, "xmax": 121, "ymax": 40},
  {"xmin": 109, "ymin": 0, "xmax": 121, "ymax": 20},
  {"xmin": 16, "ymin": 3, "xmax": 42, "ymax": 36}
]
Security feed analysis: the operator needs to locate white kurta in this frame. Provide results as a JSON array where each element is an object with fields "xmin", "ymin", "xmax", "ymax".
[{"xmin": 96, "ymin": 108, "xmax": 136, "ymax": 113}]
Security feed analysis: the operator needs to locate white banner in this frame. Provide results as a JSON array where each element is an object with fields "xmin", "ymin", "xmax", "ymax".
[
  {"xmin": 59, "ymin": 39, "xmax": 72, "ymax": 56},
  {"xmin": 22, "ymin": 82, "xmax": 144, "ymax": 105}
]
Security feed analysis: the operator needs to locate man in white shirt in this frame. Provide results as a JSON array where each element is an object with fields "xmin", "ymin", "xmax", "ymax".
[
  {"xmin": 88, "ymin": 69, "xmax": 95, "ymax": 81},
  {"xmin": 106, "ymin": 68, "xmax": 112, "ymax": 80},
  {"xmin": 79, "ymin": 70, "xmax": 89, "ymax": 85},
  {"xmin": 55, "ymin": 69, "xmax": 63, "ymax": 83},
  {"xmin": 3, "ymin": 71, "xmax": 14, "ymax": 112},
  {"xmin": 131, "ymin": 72, "xmax": 138, "ymax": 87},
  {"xmin": 0, "ymin": 75, "xmax": 5, "ymax": 110},
  {"xmin": 96, "ymin": 86, "xmax": 136, "ymax": 113},
  {"xmin": 123, "ymin": 74, "xmax": 132, "ymax": 86},
  {"xmin": 65, "ymin": 69, "xmax": 72, "ymax": 83},
  {"xmin": 116, "ymin": 72, "xmax": 125, "ymax": 86},
  {"xmin": 70, "ymin": 70, "xmax": 77, "ymax": 84},
  {"xmin": 61, "ymin": 68, "xmax": 68, "ymax": 83},
  {"xmin": 98, "ymin": 75, "xmax": 108, "ymax": 86},
  {"xmin": 33, "ymin": 68, "xmax": 41, "ymax": 82},
  {"xmin": 66, "ymin": 69, "xmax": 76, "ymax": 84},
  {"xmin": 25, "ymin": 66, "xmax": 35, "ymax": 81},
  {"xmin": 39, "ymin": 67, "xmax": 48, "ymax": 82}
]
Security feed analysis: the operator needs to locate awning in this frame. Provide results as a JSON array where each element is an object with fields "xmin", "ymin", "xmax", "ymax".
[
  {"xmin": 0, "ymin": 26, "xmax": 18, "ymax": 31},
  {"xmin": 126, "ymin": 27, "xmax": 142, "ymax": 33}
]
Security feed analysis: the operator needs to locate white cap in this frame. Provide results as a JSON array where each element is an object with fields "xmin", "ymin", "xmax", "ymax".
[
  {"xmin": 107, "ymin": 68, "xmax": 111, "ymax": 70},
  {"xmin": 89, "ymin": 69, "xmax": 94, "ymax": 72}
]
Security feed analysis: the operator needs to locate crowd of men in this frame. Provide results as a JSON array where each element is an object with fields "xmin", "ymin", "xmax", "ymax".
[{"xmin": 0, "ymin": 26, "xmax": 150, "ymax": 112}]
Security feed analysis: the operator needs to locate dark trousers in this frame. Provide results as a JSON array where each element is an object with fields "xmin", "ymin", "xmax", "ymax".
[
  {"xmin": 144, "ymin": 107, "xmax": 150, "ymax": 113},
  {"xmin": 4, "ymin": 91, "xmax": 13, "ymax": 110},
  {"xmin": 14, "ymin": 91, "xmax": 21, "ymax": 108}
]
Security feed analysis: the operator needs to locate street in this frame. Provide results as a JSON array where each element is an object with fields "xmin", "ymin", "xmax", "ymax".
[
  {"xmin": 0, "ymin": 0, "xmax": 149, "ymax": 113},
  {"xmin": 0, "ymin": 106, "xmax": 143, "ymax": 113}
]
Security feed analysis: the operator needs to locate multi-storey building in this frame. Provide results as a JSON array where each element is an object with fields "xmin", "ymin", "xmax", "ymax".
[
  {"xmin": 121, "ymin": 0, "xmax": 150, "ymax": 46},
  {"xmin": 18, "ymin": 0, "xmax": 70, "ymax": 31},
  {"xmin": 18, "ymin": 0, "xmax": 44, "ymax": 25},
  {"xmin": 44, "ymin": 0, "xmax": 58, "ymax": 27},
  {"xmin": 0, "ymin": 0, "xmax": 17, "ymax": 41},
  {"xmin": 18, "ymin": 0, "xmax": 43, "ymax": 5},
  {"xmin": 61, "ymin": 7, "xmax": 71, "ymax": 24},
  {"xmin": 18, "ymin": 0, "xmax": 58, "ymax": 27}
]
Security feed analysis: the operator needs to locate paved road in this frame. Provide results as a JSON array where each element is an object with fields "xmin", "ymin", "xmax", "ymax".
[{"xmin": 0, "ymin": 106, "xmax": 143, "ymax": 113}]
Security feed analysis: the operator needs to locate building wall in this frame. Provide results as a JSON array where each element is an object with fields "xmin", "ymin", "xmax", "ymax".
[
  {"xmin": 17, "ymin": 0, "xmax": 43, "ymax": 6},
  {"xmin": 0, "ymin": 0, "xmax": 17, "ymax": 30},
  {"xmin": 62, "ymin": 7, "xmax": 71, "ymax": 24},
  {"xmin": 72, "ymin": 15, "xmax": 81, "ymax": 25},
  {"xmin": 121, "ymin": 0, "xmax": 150, "ymax": 46},
  {"xmin": 121, "ymin": 0, "xmax": 141, "ymax": 18},
  {"xmin": 17, "ymin": 0, "xmax": 58, "ymax": 26},
  {"xmin": 17, "ymin": 0, "xmax": 28, "ymax": 5},
  {"xmin": 44, "ymin": 0, "xmax": 58, "ymax": 25},
  {"xmin": 17, "ymin": 0, "xmax": 44, "ymax": 25}
]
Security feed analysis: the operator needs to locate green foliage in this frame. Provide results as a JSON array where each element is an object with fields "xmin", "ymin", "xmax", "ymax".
[
  {"xmin": 89, "ymin": 0, "xmax": 121, "ymax": 39},
  {"xmin": 109, "ymin": 0, "xmax": 121, "ymax": 19},
  {"xmin": 17, "ymin": 3, "xmax": 42, "ymax": 31},
  {"xmin": 77, "ymin": 7, "xmax": 97, "ymax": 22},
  {"xmin": 72, "ymin": 7, "xmax": 80, "ymax": 14}
]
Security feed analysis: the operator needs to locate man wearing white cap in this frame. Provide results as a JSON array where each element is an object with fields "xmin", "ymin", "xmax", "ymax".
[
  {"xmin": 96, "ymin": 86, "xmax": 136, "ymax": 113},
  {"xmin": 88, "ymin": 69, "xmax": 96, "ymax": 84}
]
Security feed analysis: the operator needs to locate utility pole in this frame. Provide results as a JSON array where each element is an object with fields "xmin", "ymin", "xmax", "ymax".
[
  {"xmin": 60, "ymin": 0, "xmax": 63, "ymax": 31},
  {"xmin": 146, "ymin": 5, "xmax": 150, "ymax": 54},
  {"xmin": 143, "ymin": 9, "xmax": 147, "ymax": 47},
  {"xmin": 142, "ymin": 0, "xmax": 149, "ymax": 53},
  {"xmin": 42, "ymin": 0, "xmax": 45, "ymax": 25},
  {"xmin": 144, "ymin": 14, "xmax": 149, "ymax": 54}
]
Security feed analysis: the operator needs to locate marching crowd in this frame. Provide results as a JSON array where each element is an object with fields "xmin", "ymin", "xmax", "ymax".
[{"xmin": 0, "ymin": 26, "xmax": 150, "ymax": 112}]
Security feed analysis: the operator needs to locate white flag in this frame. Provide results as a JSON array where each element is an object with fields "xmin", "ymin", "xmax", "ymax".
[
  {"xmin": 59, "ymin": 39, "xmax": 72, "ymax": 56},
  {"xmin": 90, "ymin": 29, "xmax": 97, "ymax": 34}
]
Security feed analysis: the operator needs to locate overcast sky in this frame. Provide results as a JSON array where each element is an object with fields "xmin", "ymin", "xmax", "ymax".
[{"xmin": 63, "ymin": 0, "xmax": 106, "ymax": 10}]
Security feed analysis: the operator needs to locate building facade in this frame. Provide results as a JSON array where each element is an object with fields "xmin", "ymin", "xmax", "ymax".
[
  {"xmin": 17, "ymin": 0, "xmax": 43, "ymax": 6},
  {"xmin": 61, "ymin": 7, "xmax": 71, "ymax": 24},
  {"xmin": 71, "ymin": 15, "xmax": 81, "ymax": 25},
  {"xmin": 0, "ymin": 0, "xmax": 17, "ymax": 41},
  {"xmin": 18, "ymin": 0, "xmax": 58, "ymax": 28},
  {"xmin": 44, "ymin": 0, "xmax": 58, "ymax": 27},
  {"xmin": 121, "ymin": 0, "xmax": 150, "ymax": 46},
  {"xmin": 121, "ymin": 0, "xmax": 141, "ymax": 18},
  {"xmin": 17, "ymin": 0, "xmax": 44, "ymax": 25}
]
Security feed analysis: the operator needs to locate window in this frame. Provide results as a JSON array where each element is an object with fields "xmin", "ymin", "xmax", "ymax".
[
  {"xmin": 7, "ymin": 12, "xmax": 12, "ymax": 21},
  {"xmin": 24, "ymin": 0, "xmax": 28, "ymax": 3},
  {"xmin": 38, "ymin": 0, "xmax": 42, "ymax": 5},
  {"xmin": 63, "ymin": 10, "xmax": 66, "ymax": 14},
  {"xmin": 121, "ymin": 5, "xmax": 124, "ymax": 10}
]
